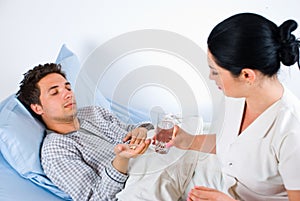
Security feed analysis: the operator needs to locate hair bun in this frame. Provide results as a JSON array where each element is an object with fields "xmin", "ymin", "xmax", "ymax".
[{"xmin": 278, "ymin": 20, "xmax": 300, "ymax": 66}]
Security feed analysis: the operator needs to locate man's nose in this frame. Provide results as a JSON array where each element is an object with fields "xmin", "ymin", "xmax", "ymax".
[{"xmin": 63, "ymin": 89, "xmax": 73, "ymax": 100}]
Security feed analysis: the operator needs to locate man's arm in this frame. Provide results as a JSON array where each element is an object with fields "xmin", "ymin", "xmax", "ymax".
[
  {"xmin": 41, "ymin": 136, "xmax": 127, "ymax": 201},
  {"xmin": 95, "ymin": 106, "xmax": 153, "ymax": 132}
]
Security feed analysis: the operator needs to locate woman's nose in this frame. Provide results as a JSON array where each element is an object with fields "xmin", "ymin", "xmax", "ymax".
[{"xmin": 209, "ymin": 71, "xmax": 214, "ymax": 80}]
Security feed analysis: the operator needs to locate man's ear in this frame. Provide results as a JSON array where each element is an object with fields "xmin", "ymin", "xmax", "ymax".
[
  {"xmin": 30, "ymin": 104, "xmax": 43, "ymax": 115},
  {"xmin": 241, "ymin": 68, "xmax": 256, "ymax": 84}
]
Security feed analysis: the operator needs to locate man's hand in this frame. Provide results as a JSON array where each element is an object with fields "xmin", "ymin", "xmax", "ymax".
[
  {"xmin": 115, "ymin": 139, "xmax": 151, "ymax": 158},
  {"xmin": 112, "ymin": 139, "xmax": 151, "ymax": 174},
  {"xmin": 123, "ymin": 127, "xmax": 148, "ymax": 145}
]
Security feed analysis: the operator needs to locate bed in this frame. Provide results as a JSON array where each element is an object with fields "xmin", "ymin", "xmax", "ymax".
[{"xmin": 0, "ymin": 40, "xmax": 222, "ymax": 200}]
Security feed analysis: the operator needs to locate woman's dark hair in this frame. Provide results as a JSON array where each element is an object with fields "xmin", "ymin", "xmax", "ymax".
[
  {"xmin": 17, "ymin": 63, "xmax": 66, "ymax": 109},
  {"xmin": 207, "ymin": 12, "xmax": 300, "ymax": 77}
]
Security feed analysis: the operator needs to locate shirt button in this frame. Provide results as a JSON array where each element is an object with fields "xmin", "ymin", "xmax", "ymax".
[{"xmin": 229, "ymin": 162, "xmax": 233, "ymax": 167}]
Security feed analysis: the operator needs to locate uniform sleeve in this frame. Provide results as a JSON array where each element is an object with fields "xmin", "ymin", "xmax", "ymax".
[
  {"xmin": 41, "ymin": 136, "xmax": 128, "ymax": 201},
  {"xmin": 278, "ymin": 131, "xmax": 300, "ymax": 190}
]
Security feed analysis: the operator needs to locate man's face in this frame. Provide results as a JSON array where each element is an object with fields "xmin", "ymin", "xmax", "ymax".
[{"xmin": 32, "ymin": 73, "xmax": 77, "ymax": 124}]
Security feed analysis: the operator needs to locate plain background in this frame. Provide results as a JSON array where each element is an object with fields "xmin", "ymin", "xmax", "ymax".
[{"xmin": 1, "ymin": 0, "xmax": 299, "ymax": 102}]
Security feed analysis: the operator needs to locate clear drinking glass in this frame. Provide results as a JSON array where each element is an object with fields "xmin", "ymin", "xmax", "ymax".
[{"xmin": 154, "ymin": 114, "xmax": 174, "ymax": 154}]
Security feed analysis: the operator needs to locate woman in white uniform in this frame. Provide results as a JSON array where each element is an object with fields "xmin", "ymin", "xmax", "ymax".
[{"xmin": 168, "ymin": 13, "xmax": 300, "ymax": 200}]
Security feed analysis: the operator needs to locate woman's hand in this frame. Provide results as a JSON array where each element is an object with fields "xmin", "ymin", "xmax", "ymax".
[
  {"xmin": 166, "ymin": 126, "xmax": 216, "ymax": 153},
  {"xmin": 187, "ymin": 186, "xmax": 237, "ymax": 201},
  {"xmin": 123, "ymin": 127, "xmax": 148, "ymax": 145},
  {"xmin": 165, "ymin": 125, "xmax": 195, "ymax": 150}
]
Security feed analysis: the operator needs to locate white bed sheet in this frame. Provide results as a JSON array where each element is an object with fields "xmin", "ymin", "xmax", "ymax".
[
  {"xmin": 117, "ymin": 117, "xmax": 222, "ymax": 201},
  {"xmin": 117, "ymin": 145, "xmax": 200, "ymax": 201},
  {"xmin": 118, "ymin": 148, "xmax": 222, "ymax": 201}
]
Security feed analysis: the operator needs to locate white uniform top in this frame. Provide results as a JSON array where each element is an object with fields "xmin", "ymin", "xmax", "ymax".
[{"xmin": 217, "ymin": 86, "xmax": 300, "ymax": 201}]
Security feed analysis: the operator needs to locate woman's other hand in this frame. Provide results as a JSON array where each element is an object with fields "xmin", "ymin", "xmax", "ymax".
[{"xmin": 187, "ymin": 186, "xmax": 237, "ymax": 201}]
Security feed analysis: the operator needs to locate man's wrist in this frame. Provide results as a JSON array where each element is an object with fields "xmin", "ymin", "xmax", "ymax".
[
  {"xmin": 112, "ymin": 156, "xmax": 129, "ymax": 174},
  {"xmin": 138, "ymin": 122, "xmax": 154, "ymax": 130}
]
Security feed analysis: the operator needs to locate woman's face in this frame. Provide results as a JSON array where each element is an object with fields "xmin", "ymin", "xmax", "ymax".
[{"xmin": 207, "ymin": 50, "xmax": 244, "ymax": 97}]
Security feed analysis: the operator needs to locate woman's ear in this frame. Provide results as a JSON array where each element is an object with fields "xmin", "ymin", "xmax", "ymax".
[
  {"xmin": 241, "ymin": 68, "xmax": 256, "ymax": 84},
  {"xmin": 30, "ymin": 104, "xmax": 43, "ymax": 115}
]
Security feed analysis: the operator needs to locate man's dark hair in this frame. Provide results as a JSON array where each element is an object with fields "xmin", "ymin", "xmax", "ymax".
[{"xmin": 17, "ymin": 63, "xmax": 66, "ymax": 109}]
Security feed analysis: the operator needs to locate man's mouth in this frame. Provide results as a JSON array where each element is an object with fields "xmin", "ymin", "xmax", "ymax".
[{"xmin": 64, "ymin": 102, "xmax": 76, "ymax": 108}]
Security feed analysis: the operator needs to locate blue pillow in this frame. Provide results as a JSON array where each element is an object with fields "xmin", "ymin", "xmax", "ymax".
[
  {"xmin": 0, "ymin": 44, "xmax": 85, "ymax": 200},
  {"xmin": 0, "ymin": 44, "xmax": 149, "ymax": 201},
  {"xmin": 0, "ymin": 142, "xmax": 65, "ymax": 201},
  {"xmin": 0, "ymin": 95, "xmax": 71, "ymax": 200},
  {"xmin": 57, "ymin": 44, "xmax": 112, "ymax": 111},
  {"xmin": 56, "ymin": 44, "xmax": 148, "ymax": 123},
  {"xmin": 56, "ymin": 44, "xmax": 81, "ymax": 87}
]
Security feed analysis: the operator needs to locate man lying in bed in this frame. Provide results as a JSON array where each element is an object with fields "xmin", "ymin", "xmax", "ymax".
[{"xmin": 16, "ymin": 63, "xmax": 154, "ymax": 201}]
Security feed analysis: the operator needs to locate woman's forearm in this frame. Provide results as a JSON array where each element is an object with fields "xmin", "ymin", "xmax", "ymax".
[{"xmin": 189, "ymin": 134, "xmax": 216, "ymax": 154}]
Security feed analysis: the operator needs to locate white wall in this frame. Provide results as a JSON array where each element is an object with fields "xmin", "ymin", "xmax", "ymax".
[{"xmin": 1, "ymin": 0, "xmax": 299, "ymax": 103}]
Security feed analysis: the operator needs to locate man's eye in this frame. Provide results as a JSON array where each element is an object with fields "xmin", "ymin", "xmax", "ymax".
[
  {"xmin": 50, "ymin": 91, "xmax": 58, "ymax": 95},
  {"xmin": 66, "ymin": 84, "xmax": 72, "ymax": 91}
]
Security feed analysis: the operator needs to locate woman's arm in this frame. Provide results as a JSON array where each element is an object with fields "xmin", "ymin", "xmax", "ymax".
[
  {"xmin": 189, "ymin": 133, "xmax": 216, "ymax": 153},
  {"xmin": 287, "ymin": 190, "xmax": 300, "ymax": 200},
  {"xmin": 167, "ymin": 125, "xmax": 216, "ymax": 154}
]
